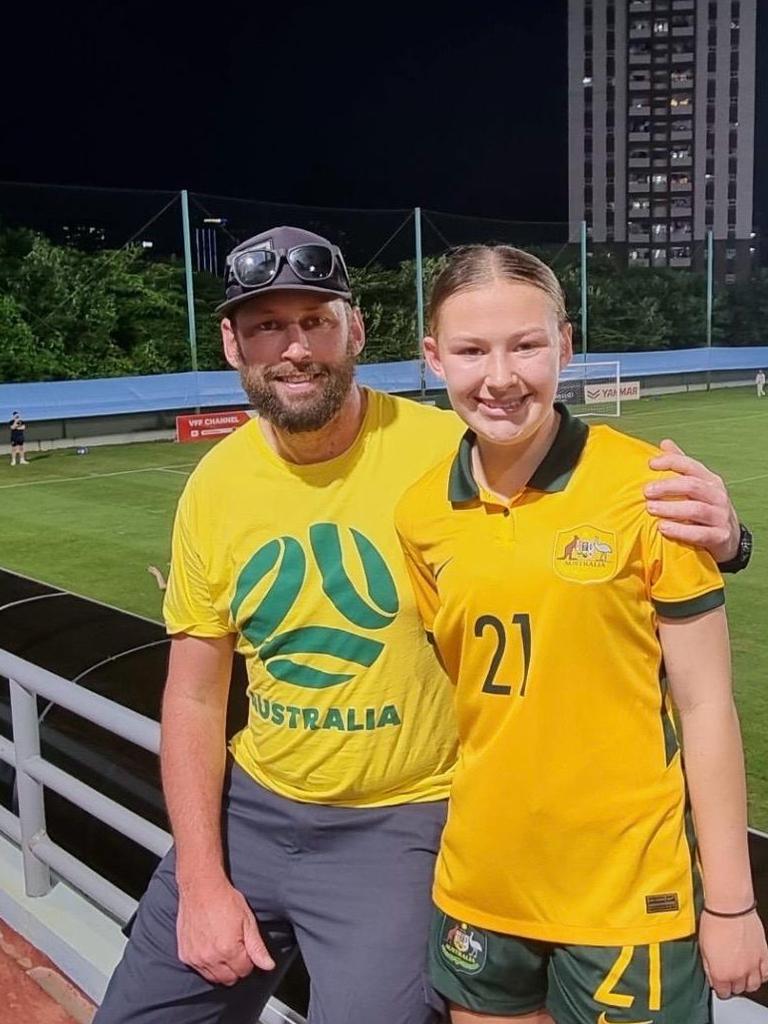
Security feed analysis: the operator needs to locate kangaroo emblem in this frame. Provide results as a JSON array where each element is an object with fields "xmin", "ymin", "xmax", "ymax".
[{"xmin": 561, "ymin": 535, "xmax": 580, "ymax": 560}]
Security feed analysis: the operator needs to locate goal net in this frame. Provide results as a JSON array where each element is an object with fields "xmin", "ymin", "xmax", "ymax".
[{"xmin": 557, "ymin": 360, "xmax": 621, "ymax": 418}]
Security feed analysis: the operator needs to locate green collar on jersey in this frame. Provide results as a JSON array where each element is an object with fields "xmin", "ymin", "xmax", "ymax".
[{"xmin": 447, "ymin": 402, "xmax": 590, "ymax": 503}]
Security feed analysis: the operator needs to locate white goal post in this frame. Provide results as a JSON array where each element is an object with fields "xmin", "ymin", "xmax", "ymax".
[{"xmin": 557, "ymin": 360, "xmax": 622, "ymax": 418}]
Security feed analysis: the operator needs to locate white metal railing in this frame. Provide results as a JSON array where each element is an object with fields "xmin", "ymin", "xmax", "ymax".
[
  {"xmin": 0, "ymin": 648, "xmax": 166, "ymax": 922},
  {"xmin": 0, "ymin": 647, "xmax": 306, "ymax": 1024}
]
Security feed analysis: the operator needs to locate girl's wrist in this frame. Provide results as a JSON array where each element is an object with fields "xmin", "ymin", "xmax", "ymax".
[{"xmin": 702, "ymin": 900, "xmax": 757, "ymax": 919}]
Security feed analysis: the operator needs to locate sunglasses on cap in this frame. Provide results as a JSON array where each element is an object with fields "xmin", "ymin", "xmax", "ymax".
[{"xmin": 226, "ymin": 242, "xmax": 351, "ymax": 292}]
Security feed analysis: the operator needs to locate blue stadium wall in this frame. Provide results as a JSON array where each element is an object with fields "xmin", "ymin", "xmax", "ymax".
[{"xmin": 1, "ymin": 347, "xmax": 766, "ymax": 443}]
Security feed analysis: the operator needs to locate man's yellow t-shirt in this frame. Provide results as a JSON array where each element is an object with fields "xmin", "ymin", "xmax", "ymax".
[
  {"xmin": 395, "ymin": 407, "xmax": 725, "ymax": 945},
  {"xmin": 163, "ymin": 388, "xmax": 463, "ymax": 807}
]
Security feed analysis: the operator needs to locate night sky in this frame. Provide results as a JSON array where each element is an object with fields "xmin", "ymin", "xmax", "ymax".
[{"xmin": 0, "ymin": 1, "xmax": 765, "ymax": 230}]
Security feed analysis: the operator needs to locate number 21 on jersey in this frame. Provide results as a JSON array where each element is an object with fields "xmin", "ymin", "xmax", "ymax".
[{"xmin": 474, "ymin": 613, "xmax": 532, "ymax": 697}]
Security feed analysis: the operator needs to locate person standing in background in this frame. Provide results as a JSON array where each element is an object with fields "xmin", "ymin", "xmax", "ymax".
[
  {"xmin": 9, "ymin": 411, "xmax": 28, "ymax": 465},
  {"xmin": 756, "ymin": 370, "xmax": 765, "ymax": 398}
]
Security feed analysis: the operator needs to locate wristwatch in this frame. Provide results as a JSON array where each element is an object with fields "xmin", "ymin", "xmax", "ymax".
[{"xmin": 717, "ymin": 523, "xmax": 753, "ymax": 574}]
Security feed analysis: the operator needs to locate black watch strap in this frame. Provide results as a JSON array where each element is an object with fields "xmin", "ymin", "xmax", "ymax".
[{"xmin": 717, "ymin": 523, "xmax": 753, "ymax": 574}]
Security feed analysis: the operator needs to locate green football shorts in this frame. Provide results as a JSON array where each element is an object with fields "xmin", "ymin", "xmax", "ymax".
[{"xmin": 429, "ymin": 909, "xmax": 710, "ymax": 1023}]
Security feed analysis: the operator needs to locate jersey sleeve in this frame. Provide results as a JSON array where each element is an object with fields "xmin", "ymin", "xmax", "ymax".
[
  {"xmin": 646, "ymin": 517, "xmax": 725, "ymax": 619},
  {"xmin": 394, "ymin": 506, "xmax": 441, "ymax": 637},
  {"xmin": 163, "ymin": 485, "xmax": 233, "ymax": 638}
]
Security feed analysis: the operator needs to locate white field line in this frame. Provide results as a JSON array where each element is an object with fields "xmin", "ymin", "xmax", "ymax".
[
  {"xmin": 621, "ymin": 399, "xmax": 733, "ymax": 419},
  {"xmin": 623, "ymin": 410, "xmax": 768, "ymax": 433},
  {"xmin": 0, "ymin": 463, "xmax": 196, "ymax": 491},
  {"xmin": 155, "ymin": 468, "xmax": 192, "ymax": 476},
  {"xmin": 0, "ymin": 564, "xmax": 164, "ymax": 626},
  {"xmin": 623, "ymin": 404, "xmax": 768, "ymax": 422},
  {"xmin": 725, "ymin": 471, "xmax": 768, "ymax": 487}
]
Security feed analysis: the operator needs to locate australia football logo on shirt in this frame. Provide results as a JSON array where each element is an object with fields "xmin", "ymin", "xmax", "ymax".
[
  {"xmin": 231, "ymin": 523, "xmax": 399, "ymax": 689},
  {"xmin": 553, "ymin": 525, "xmax": 618, "ymax": 583}
]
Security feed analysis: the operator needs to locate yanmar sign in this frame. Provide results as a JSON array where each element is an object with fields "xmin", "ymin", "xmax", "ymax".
[
  {"xmin": 584, "ymin": 381, "xmax": 641, "ymax": 404},
  {"xmin": 176, "ymin": 410, "xmax": 251, "ymax": 443}
]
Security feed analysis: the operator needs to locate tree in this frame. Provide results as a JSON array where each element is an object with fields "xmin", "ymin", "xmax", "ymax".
[
  {"xmin": 0, "ymin": 223, "xmax": 766, "ymax": 385},
  {"xmin": 0, "ymin": 294, "xmax": 52, "ymax": 381},
  {"xmin": 713, "ymin": 269, "xmax": 768, "ymax": 346}
]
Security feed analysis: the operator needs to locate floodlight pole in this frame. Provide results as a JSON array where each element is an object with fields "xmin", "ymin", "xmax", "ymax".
[
  {"xmin": 706, "ymin": 229, "xmax": 714, "ymax": 392},
  {"xmin": 414, "ymin": 207, "xmax": 426, "ymax": 399},
  {"xmin": 181, "ymin": 190, "xmax": 199, "ymax": 376},
  {"xmin": 580, "ymin": 220, "xmax": 588, "ymax": 362}
]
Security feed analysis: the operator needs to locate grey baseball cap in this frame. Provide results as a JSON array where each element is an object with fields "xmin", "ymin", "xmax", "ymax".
[{"xmin": 216, "ymin": 225, "xmax": 352, "ymax": 317}]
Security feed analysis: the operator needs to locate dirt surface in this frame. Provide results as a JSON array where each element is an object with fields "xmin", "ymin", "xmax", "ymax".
[{"xmin": 0, "ymin": 919, "xmax": 95, "ymax": 1023}]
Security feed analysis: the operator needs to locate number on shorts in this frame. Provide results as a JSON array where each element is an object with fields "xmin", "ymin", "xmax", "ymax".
[{"xmin": 594, "ymin": 944, "xmax": 662, "ymax": 1013}]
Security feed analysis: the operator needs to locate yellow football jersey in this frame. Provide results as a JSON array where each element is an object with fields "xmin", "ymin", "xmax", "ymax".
[
  {"xmin": 395, "ymin": 405, "xmax": 725, "ymax": 945},
  {"xmin": 164, "ymin": 388, "xmax": 464, "ymax": 806}
]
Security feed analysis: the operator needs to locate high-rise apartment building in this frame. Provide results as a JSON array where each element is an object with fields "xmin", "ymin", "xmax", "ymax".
[{"xmin": 568, "ymin": 0, "xmax": 757, "ymax": 280}]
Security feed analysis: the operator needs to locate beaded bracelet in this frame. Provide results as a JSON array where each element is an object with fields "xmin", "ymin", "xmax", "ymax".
[{"xmin": 702, "ymin": 900, "xmax": 758, "ymax": 919}]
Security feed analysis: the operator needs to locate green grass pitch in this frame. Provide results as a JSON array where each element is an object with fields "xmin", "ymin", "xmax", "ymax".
[{"xmin": 2, "ymin": 387, "xmax": 768, "ymax": 825}]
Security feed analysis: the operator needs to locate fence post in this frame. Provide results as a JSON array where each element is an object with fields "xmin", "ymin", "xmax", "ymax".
[
  {"xmin": 580, "ymin": 220, "xmax": 588, "ymax": 361},
  {"xmin": 414, "ymin": 207, "xmax": 426, "ymax": 399},
  {"xmin": 706, "ymin": 229, "xmax": 714, "ymax": 392},
  {"xmin": 9, "ymin": 679, "xmax": 51, "ymax": 897},
  {"xmin": 181, "ymin": 190, "xmax": 200, "ymax": 413}
]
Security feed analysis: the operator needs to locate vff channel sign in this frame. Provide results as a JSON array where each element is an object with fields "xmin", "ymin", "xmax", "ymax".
[{"xmin": 176, "ymin": 410, "xmax": 252, "ymax": 443}]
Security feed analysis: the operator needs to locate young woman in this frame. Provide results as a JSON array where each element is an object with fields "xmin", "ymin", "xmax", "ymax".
[{"xmin": 395, "ymin": 245, "xmax": 768, "ymax": 1024}]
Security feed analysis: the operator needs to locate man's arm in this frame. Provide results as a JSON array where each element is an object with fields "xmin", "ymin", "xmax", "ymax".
[
  {"xmin": 660, "ymin": 608, "xmax": 768, "ymax": 999},
  {"xmin": 161, "ymin": 632, "xmax": 274, "ymax": 985},
  {"xmin": 645, "ymin": 439, "xmax": 744, "ymax": 565}
]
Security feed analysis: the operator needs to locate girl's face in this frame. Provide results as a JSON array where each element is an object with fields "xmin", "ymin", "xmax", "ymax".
[{"xmin": 424, "ymin": 280, "xmax": 572, "ymax": 450}]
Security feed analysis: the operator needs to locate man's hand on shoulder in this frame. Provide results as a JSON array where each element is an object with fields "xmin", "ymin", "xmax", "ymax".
[
  {"xmin": 644, "ymin": 439, "xmax": 740, "ymax": 564},
  {"xmin": 177, "ymin": 876, "xmax": 275, "ymax": 986}
]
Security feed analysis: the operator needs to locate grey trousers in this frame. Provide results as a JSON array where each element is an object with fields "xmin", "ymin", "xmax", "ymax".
[{"xmin": 94, "ymin": 764, "xmax": 448, "ymax": 1024}]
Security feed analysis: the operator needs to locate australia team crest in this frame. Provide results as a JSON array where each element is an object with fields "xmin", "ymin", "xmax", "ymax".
[
  {"xmin": 553, "ymin": 524, "xmax": 618, "ymax": 583},
  {"xmin": 439, "ymin": 918, "xmax": 487, "ymax": 975}
]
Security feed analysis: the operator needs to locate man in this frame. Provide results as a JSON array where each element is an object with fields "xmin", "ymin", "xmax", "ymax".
[
  {"xmin": 94, "ymin": 227, "xmax": 751, "ymax": 1024},
  {"xmin": 756, "ymin": 369, "xmax": 765, "ymax": 398},
  {"xmin": 9, "ymin": 411, "xmax": 28, "ymax": 465}
]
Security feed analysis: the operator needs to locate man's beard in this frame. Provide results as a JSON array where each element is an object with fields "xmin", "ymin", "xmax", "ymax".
[{"xmin": 239, "ymin": 346, "xmax": 357, "ymax": 433}]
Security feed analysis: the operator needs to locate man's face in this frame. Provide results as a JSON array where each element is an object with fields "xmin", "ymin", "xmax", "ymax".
[{"xmin": 221, "ymin": 292, "xmax": 365, "ymax": 432}]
